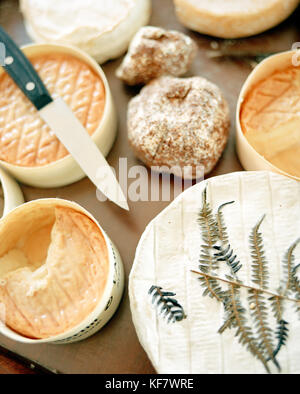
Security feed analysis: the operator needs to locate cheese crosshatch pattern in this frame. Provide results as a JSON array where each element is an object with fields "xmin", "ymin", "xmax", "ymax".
[
  {"xmin": 0, "ymin": 52, "xmax": 106, "ymax": 167},
  {"xmin": 129, "ymin": 172, "xmax": 300, "ymax": 374},
  {"xmin": 240, "ymin": 65, "xmax": 300, "ymax": 180}
]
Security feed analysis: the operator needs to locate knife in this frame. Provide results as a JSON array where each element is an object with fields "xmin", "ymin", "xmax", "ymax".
[{"xmin": 0, "ymin": 27, "xmax": 129, "ymax": 211}]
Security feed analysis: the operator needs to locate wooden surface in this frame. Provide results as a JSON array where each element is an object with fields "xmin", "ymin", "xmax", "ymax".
[{"xmin": 0, "ymin": 0, "xmax": 299, "ymax": 374}]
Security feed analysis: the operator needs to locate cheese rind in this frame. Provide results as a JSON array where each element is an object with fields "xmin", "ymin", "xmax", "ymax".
[
  {"xmin": 129, "ymin": 171, "xmax": 300, "ymax": 374},
  {"xmin": 20, "ymin": 0, "xmax": 152, "ymax": 63},
  {"xmin": 0, "ymin": 53, "xmax": 105, "ymax": 167},
  {"xmin": 240, "ymin": 66, "xmax": 300, "ymax": 179},
  {"xmin": 173, "ymin": 0, "xmax": 299, "ymax": 38}
]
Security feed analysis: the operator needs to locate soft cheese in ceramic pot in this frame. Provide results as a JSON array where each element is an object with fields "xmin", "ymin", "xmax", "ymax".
[
  {"xmin": 0, "ymin": 199, "xmax": 124, "ymax": 343},
  {"xmin": 20, "ymin": 0, "xmax": 152, "ymax": 64},
  {"xmin": 237, "ymin": 50, "xmax": 300, "ymax": 182},
  {"xmin": 0, "ymin": 52, "xmax": 105, "ymax": 167},
  {"xmin": 0, "ymin": 43, "xmax": 117, "ymax": 188}
]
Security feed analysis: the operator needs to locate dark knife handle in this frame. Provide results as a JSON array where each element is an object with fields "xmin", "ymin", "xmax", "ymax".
[{"xmin": 0, "ymin": 26, "xmax": 53, "ymax": 110}]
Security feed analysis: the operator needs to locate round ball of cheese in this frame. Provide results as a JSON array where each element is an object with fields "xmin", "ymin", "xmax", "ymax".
[
  {"xmin": 173, "ymin": 0, "xmax": 299, "ymax": 39},
  {"xmin": 127, "ymin": 76, "xmax": 230, "ymax": 178},
  {"xmin": 20, "ymin": 0, "xmax": 152, "ymax": 64},
  {"xmin": 116, "ymin": 26, "xmax": 197, "ymax": 85}
]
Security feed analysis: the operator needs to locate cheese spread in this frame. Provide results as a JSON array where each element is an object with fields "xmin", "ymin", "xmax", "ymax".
[{"xmin": 0, "ymin": 205, "xmax": 109, "ymax": 339}]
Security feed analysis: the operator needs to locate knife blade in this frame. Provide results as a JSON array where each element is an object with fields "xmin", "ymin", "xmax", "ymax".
[{"xmin": 0, "ymin": 26, "xmax": 129, "ymax": 211}]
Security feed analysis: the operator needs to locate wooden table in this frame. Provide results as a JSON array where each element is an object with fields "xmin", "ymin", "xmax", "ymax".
[{"xmin": 0, "ymin": 0, "xmax": 299, "ymax": 374}]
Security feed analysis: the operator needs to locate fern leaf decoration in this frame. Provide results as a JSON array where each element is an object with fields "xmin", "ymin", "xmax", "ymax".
[
  {"xmin": 214, "ymin": 201, "xmax": 242, "ymax": 280},
  {"xmin": 293, "ymin": 263, "xmax": 300, "ymax": 288},
  {"xmin": 250, "ymin": 215, "xmax": 269, "ymax": 289},
  {"xmin": 282, "ymin": 239, "xmax": 300, "ymax": 296},
  {"xmin": 197, "ymin": 188, "xmax": 218, "ymax": 272},
  {"xmin": 272, "ymin": 320, "xmax": 289, "ymax": 361},
  {"xmin": 248, "ymin": 289, "xmax": 279, "ymax": 371},
  {"xmin": 226, "ymin": 284, "xmax": 271, "ymax": 374},
  {"xmin": 213, "ymin": 244, "xmax": 242, "ymax": 278},
  {"xmin": 269, "ymin": 295, "xmax": 284, "ymax": 321},
  {"xmin": 216, "ymin": 201, "xmax": 235, "ymax": 243},
  {"xmin": 194, "ymin": 187, "xmax": 300, "ymax": 373},
  {"xmin": 198, "ymin": 275, "xmax": 225, "ymax": 303},
  {"xmin": 149, "ymin": 286, "xmax": 186, "ymax": 323}
]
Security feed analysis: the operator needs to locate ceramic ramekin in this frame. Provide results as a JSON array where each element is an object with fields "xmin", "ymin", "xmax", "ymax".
[
  {"xmin": 0, "ymin": 198, "xmax": 124, "ymax": 344},
  {"xmin": 0, "ymin": 167, "xmax": 24, "ymax": 217},
  {"xmin": 236, "ymin": 50, "xmax": 300, "ymax": 182},
  {"xmin": 0, "ymin": 43, "xmax": 117, "ymax": 188}
]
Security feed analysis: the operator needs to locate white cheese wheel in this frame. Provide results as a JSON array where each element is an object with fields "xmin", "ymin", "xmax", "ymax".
[
  {"xmin": 20, "ymin": 0, "xmax": 151, "ymax": 63},
  {"xmin": 129, "ymin": 171, "xmax": 300, "ymax": 374},
  {"xmin": 173, "ymin": 0, "xmax": 299, "ymax": 38}
]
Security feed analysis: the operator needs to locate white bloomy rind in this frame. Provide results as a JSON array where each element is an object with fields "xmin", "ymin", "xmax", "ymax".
[
  {"xmin": 20, "ymin": 0, "xmax": 152, "ymax": 64},
  {"xmin": 129, "ymin": 171, "xmax": 300, "ymax": 374}
]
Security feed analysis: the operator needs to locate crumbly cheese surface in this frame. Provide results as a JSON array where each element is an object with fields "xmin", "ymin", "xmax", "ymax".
[
  {"xmin": 127, "ymin": 76, "xmax": 230, "ymax": 177},
  {"xmin": 0, "ymin": 207, "xmax": 109, "ymax": 339},
  {"xmin": 116, "ymin": 26, "xmax": 196, "ymax": 85},
  {"xmin": 0, "ymin": 53, "xmax": 105, "ymax": 167},
  {"xmin": 240, "ymin": 66, "xmax": 300, "ymax": 178}
]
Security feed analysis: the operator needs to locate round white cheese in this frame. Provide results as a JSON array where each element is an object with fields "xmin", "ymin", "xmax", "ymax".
[
  {"xmin": 20, "ymin": 0, "xmax": 152, "ymax": 63},
  {"xmin": 129, "ymin": 171, "xmax": 300, "ymax": 373},
  {"xmin": 173, "ymin": 0, "xmax": 300, "ymax": 38}
]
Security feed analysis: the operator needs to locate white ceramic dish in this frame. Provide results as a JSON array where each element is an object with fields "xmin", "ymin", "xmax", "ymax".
[
  {"xmin": 236, "ymin": 50, "xmax": 300, "ymax": 182},
  {"xmin": 0, "ymin": 198, "xmax": 124, "ymax": 344},
  {"xmin": 0, "ymin": 167, "xmax": 24, "ymax": 217},
  {"xmin": 0, "ymin": 43, "xmax": 117, "ymax": 188}
]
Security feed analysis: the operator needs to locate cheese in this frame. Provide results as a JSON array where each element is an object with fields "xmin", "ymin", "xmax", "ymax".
[
  {"xmin": 20, "ymin": 0, "xmax": 152, "ymax": 64},
  {"xmin": 129, "ymin": 171, "xmax": 300, "ymax": 374},
  {"xmin": 0, "ymin": 206, "xmax": 109, "ymax": 339},
  {"xmin": 173, "ymin": 0, "xmax": 299, "ymax": 38},
  {"xmin": 240, "ymin": 66, "xmax": 300, "ymax": 179},
  {"xmin": 0, "ymin": 52, "xmax": 105, "ymax": 167}
]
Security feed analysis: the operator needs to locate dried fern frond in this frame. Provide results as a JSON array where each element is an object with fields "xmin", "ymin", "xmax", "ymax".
[
  {"xmin": 290, "ymin": 241, "xmax": 300, "ymax": 295},
  {"xmin": 218, "ymin": 290, "xmax": 244, "ymax": 333},
  {"xmin": 213, "ymin": 244, "xmax": 242, "ymax": 278},
  {"xmin": 271, "ymin": 320, "xmax": 289, "ymax": 362},
  {"xmin": 268, "ymin": 295, "xmax": 288, "ymax": 366},
  {"xmin": 216, "ymin": 201, "xmax": 235, "ymax": 243},
  {"xmin": 282, "ymin": 239, "xmax": 300, "ymax": 296},
  {"xmin": 248, "ymin": 289, "xmax": 279, "ymax": 371},
  {"xmin": 192, "ymin": 271, "xmax": 300, "ymax": 305},
  {"xmin": 191, "ymin": 269, "xmax": 300, "ymax": 373},
  {"xmin": 250, "ymin": 215, "xmax": 269, "ymax": 289},
  {"xmin": 197, "ymin": 188, "xmax": 218, "ymax": 272},
  {"xmin": 227, "ymin": 284, "xmax": 270, "ymax": 373},
  {"xmin": 198, "ymin": 275, "xmax": 225, "ymax": 303},
  {"xmin": 269, "ymin": 295, "xmax": 284, "ymax": 321},
  {"xmin": 291, "ymin": 261, "xmax": 300, "ymax": 317},
  {"xmin": 149, "ymin": 286, "xmax": 186, "ymax": 323}
]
